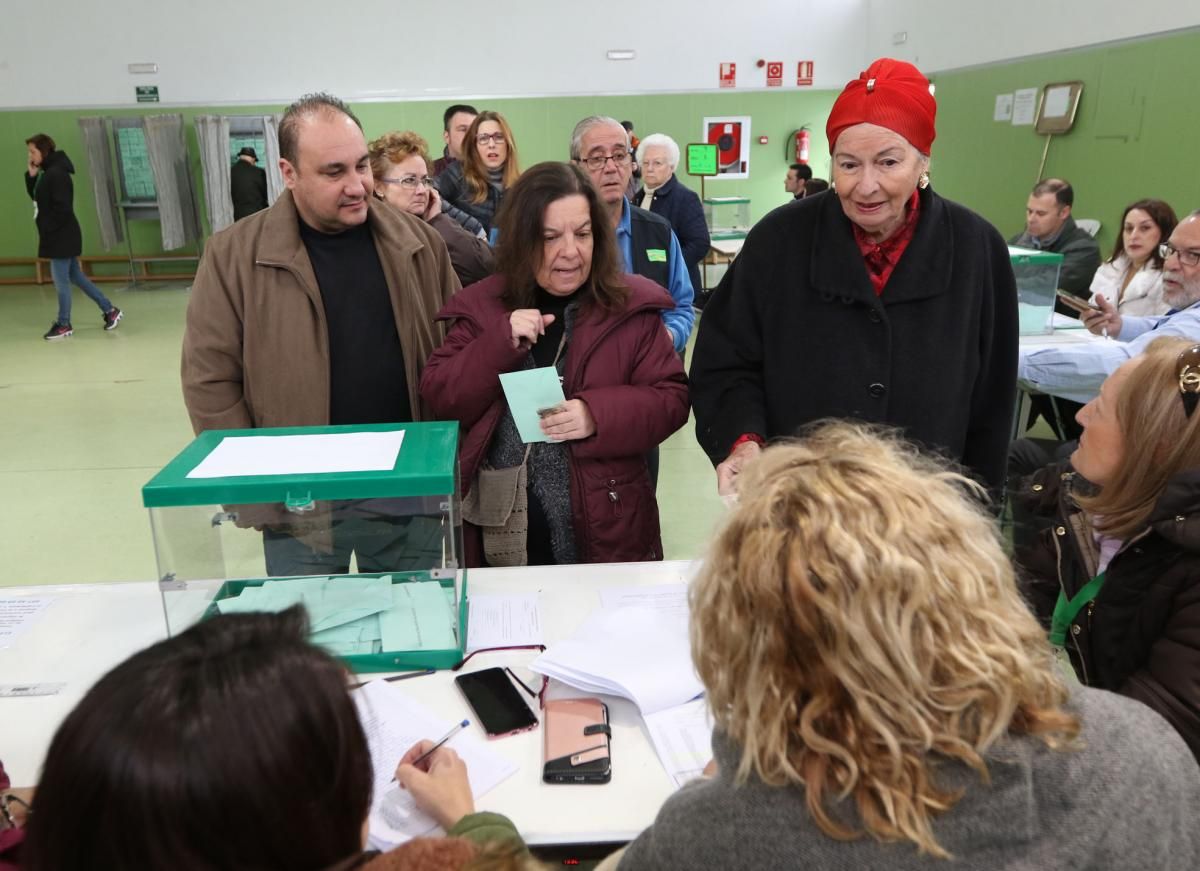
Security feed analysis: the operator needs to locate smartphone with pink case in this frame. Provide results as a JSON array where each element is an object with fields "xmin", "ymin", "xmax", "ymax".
[{"xmin": 542, "ymin": 698, "xmax": 612, "ymax": 784}]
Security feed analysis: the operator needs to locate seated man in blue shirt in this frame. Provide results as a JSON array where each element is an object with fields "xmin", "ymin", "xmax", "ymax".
[
  {"xmin": 569, "ymin": 115, "xmax": 694, "ymax": 354},
  {"xmin": 1019, "ymin": 211, "xmax": 1200, "ymax": 404}
]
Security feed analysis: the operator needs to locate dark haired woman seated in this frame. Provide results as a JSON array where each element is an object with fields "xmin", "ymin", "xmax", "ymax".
[
  {"xmin": 602, "ymin": 423, "xmax": 1200, "ymax": 869},
  {"xmin": 22, "ymin": 609, "xmax": 532, "ymax": 871},
  {"xmin": 420, "ymin": 161, "xmax": 688, "ymax": 567}
]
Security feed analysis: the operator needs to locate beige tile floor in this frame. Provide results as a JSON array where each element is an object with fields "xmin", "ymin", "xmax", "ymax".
[{"xmin": 0, "ymin": 281, "xmax": 725, "ymax": 587}]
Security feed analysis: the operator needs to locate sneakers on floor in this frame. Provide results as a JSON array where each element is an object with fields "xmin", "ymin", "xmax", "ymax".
[
  {"xmin": 103, "ymin": 307, "xmax": 123, "ymax": 330},
  {"xmin": 44, "ymin": 322, "xmax": 74, "ymax": 340}
]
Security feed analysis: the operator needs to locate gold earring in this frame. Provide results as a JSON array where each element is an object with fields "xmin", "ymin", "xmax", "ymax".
[{"xmin": 918, "ymin": 170, "xmax": 930, "ymax": 190}]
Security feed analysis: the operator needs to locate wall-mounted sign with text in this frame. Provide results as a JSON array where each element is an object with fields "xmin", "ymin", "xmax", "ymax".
[
  {"xmin": 797, "ymin": 61, "xmax": 814, "ymax": 87},
  {"xmin": 766, "ymin": 62, "xmax": 783, "ymax": 87},
  {"xmin": 719, "ymin": 62, "xmax": 736, "ymax": 89},
  {"xmin": 136, "ymin": 86, "xmax": 160, "ymax": 103}
]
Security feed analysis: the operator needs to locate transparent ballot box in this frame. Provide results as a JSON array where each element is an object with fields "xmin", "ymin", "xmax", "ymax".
[
  {"xmin": 703, "ymin": 196, "xmax": 751, "ymax": 233},
  {"xmin": 1010, "ymin": 246, "xmax": 1065, "ymax": 336},
  {"xmin": 141, "ymin": 422, "xmax": 466, "ymax": 671}
]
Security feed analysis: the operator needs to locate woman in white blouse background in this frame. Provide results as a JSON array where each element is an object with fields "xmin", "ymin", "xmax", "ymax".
[{"xmin": 1089, "ymin": 198, "xmax": 1177, "ymax": 316}]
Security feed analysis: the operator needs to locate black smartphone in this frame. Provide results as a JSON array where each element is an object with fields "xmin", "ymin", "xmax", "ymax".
[{"xmin": 454, "ymin": 667, "xmax": 540, "ymax": 738}]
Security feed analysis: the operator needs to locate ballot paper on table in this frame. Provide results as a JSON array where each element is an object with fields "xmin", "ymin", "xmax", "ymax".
[
  {"xmin": 467, "ymin": 592, "xmax": 543, "ymax": 652},
  {"xmin": 186, "ymin": 430, "xmax": 405, "ymax": 478},
  {"xmin": 498, "ymin": 366, "xmax": 565, "ymax": 443},
  {"xmin": 354, "ymin": 679, "xmax": 518, "ymax": 850},
  {"xmin": 643, "ymin": 697, "xmax": 715, "ymax": 790},
  {"xmin": 530, "ymin": 604, "xmax": 703, "ymax": 714}
]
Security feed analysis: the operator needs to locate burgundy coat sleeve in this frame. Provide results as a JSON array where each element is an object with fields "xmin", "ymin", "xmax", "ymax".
[
  {"xmin": 419, "ymin": 307, "xmax": 527, "ymax": 430},
  {"xmin": 572, "ymin": 311, "xmax": 690, "ymax": 459}
]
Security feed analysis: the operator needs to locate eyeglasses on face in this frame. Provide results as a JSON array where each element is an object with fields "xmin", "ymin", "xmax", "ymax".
[
  {"xmin": 379, "ymin": 175, "xmax": 434, "ymax": 190},
  {"xmin": 1160, "ymin": 242, "xmax": 1200, "ymax": 268},
  {"xmin": 476, "ymin": 133, "xmax": 507, "ymax": 146},
  {"xmin": 1177, "ymin": 344, "xmax": 1200, "ymax": 418},
  {"xmin": 578, "ymin": 150, "xmax": 631, "ymax": 171}
]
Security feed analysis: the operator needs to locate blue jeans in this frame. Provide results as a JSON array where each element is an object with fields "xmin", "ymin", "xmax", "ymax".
[{"xmin": 50, "ymin": 257, "xmax": 113, "ymax": 325}]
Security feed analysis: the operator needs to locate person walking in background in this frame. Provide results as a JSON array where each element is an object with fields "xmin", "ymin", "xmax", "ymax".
[
  {"xmin": 432, "ymin": 104, "xmax": 477, "ymax": 177},
  {"xmin": 25, "ymin": 133, "xmax": 122, "ymax": 340},
  {"xmin": 230, "ymin": 146, "xmax": 268, "ymax": 221}
]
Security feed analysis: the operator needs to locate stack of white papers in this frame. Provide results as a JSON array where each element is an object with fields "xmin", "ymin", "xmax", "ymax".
[
  {"xmin": 466, "ymin": 592, "xmax": 543, "ymax": 653},
  {"xmin": 215, "ymin": 576, "xmax": 455, "ymax": 656},
  {"xmin": 354, "ymin": 680, "xmax": 518, "ymax": 849},
  {"xmin": 530, "ymin": 604, "xmax": 703, "ymax": 714}
]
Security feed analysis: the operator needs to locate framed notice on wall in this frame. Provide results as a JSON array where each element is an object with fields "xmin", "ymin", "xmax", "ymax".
[
  {"xmin": 702, "ymin": 116, "xmax": 752, "ymax": 180},
  {"xmin": 686, "ymin": 143, "xmax": 718, "ymax": 177},
  {"xmin": 1035, "ymin": 81, "xmax": 1083, "ymax": 135}
]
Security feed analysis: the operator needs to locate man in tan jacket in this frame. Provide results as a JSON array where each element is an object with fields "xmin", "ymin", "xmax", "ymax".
[{"xmin": 181, "ymin": 93, "xmax": 460, "ymax": 576}]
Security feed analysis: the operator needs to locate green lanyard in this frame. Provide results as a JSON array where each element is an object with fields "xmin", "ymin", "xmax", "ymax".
[{"xmin": 1049, "ymin": 572, "xmax": 1106, "ymax": 646}]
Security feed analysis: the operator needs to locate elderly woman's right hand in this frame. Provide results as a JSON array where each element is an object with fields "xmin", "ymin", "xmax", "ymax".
[
  {"xmin": 1082, "ymin": 293, "xmax": 1121, "ymax": 338},
  {"xmin": 510, "ymin": 309, "xmax": 556, "ymax": 350},
  {"xmin": 394, "ymin": 740, "xmax": 475, "ymax": 831},
  {"xmin": 716, "ymin": 440, "xmax": 762, "ymax": 497}
]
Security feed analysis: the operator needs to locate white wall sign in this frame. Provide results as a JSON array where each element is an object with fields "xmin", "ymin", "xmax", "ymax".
[
  {"xmin": 1011, "ymin": 88, "xmax": 1039, "ymax": 126},
  {"xmin": 993, "ymin": 93, "xmax": 1014, "ymax": 122}
]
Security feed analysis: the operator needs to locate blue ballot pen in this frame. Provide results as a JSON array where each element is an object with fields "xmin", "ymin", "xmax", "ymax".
[{"xmin": 392, "ymin": 720, "xmax": 471, "ymax": 782}]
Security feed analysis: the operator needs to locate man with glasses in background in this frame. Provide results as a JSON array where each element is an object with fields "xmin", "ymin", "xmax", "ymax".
[
  {"xmin": 1019, "ymin": 211, "xmax": 1200, "ymax": 404},
  {"xmin": 570, "ymin": 115, "xmax": 693, "ymax": 355},
  {"xmin": 569, "ymin": 115, "xmax": 695, "ymax": 489}
]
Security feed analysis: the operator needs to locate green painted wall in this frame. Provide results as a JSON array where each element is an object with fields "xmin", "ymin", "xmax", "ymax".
[
  {"xmin": 1, "ymin": 90, "xmax": 838, "ymax": 262},
  {"xmin": 929, "ymin": 29, "xmax": 1200, "ymax": 254}
]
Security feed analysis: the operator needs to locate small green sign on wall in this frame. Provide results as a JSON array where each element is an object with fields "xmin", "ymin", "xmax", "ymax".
[
  {"xmin": 686, "ymin": 143, "xmax": 718, "ymax": 177},
  {"xmin": 136, "ymin": 86, "xmax": 160, "ymax": 103}
]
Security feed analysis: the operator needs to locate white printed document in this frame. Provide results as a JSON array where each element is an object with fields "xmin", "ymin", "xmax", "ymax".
[
  {"xmin": 0, "ymin": 597, "xmax": 53, "ymax": 649},
  {"xmin": 187, "ymin": 430, "xmax": 405, "ymax": 478},
  {"xmin": 354, "ymin": 680, "xmax": 518, "ymax": 849},
  {"xmin": 643, "ymin": 698, "xmax": 715, "ymax": 789},
  {"xmin": 598, "ymin": 583, "xmax": 688, "ymax": 617},
  {"xmin": 467, "ymin": 592, "xmax": 543, "ymax": 652}
]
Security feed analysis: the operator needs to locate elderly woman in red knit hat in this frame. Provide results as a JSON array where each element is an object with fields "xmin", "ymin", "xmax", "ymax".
[{"xmin": 689, "ymin": 58, "xmax": 1018, "ymax": 493}]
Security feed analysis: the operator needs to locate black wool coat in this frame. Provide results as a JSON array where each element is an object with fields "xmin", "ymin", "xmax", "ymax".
[
  {"xmin": 1017, "ymin": 464, "xmax": 1200, "ymax": 760},
  {"xmin": 25, "ymin": 150, "xmax": 84, "ymax": 259},
  {"xmin": 689, "ymin": 186, "xmax": 1017, "ymax": 489}
]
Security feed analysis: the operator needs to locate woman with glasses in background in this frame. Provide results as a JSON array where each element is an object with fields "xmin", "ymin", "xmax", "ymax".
[
  {"xmin": 436, "ymin": 111, "xmax": 521, "ymax": 235},
  {"xmin": 1087, "ymin": 198, "xmax": 1177, "ymax": 316},
  {"xmin": 1016, "ymin": 335, "xmax": 1200, "ymax": 762},
  {"xmin": 369, "ymin": 131, "xmax": 494, "ymax": 287}
]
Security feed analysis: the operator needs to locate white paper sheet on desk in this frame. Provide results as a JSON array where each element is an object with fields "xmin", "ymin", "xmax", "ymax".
[
  {"xmin": 0, "ymin": 597, "xmax": 53, "ymax": 649},
  {"xmin": 531, "ymin": 605, "xmax": 703, "ymax": 714},
  {"xmin": 353, "ymin": 680, "xmax": 518, "ymax": 850},
  {"xmin": 467, "ymin": 592, "xmax": 543, "ymax": 652},
  {"xmin": 598, "ymin": 583, "xmax": 687, "ymax": 617},
  {"xmin": 643, "ymin": 698, "xmax": 714, "ymax": 790},
  {"xmin": 186, "ymin": 430, "xmax": 404, "ymax": 478}
]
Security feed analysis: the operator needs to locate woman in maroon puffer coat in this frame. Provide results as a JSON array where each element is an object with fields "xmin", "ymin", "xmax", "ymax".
[{"xmin": 420, "ymin": 162, "xmax": 689, "ymax": 567}]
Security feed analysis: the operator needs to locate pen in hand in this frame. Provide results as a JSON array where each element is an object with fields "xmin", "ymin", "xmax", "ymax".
[{"xmin": 392, "ymin": 719, "xmax": 471, "ymax": 783}]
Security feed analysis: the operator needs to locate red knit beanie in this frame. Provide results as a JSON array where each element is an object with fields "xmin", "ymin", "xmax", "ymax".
[{"xmin": 826, "ymin": 58, "xmax": 936, "ymax": 155}]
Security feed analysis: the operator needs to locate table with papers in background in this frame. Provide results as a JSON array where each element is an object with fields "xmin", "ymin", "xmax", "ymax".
[{"xmin": 0, "ymin": 560, "xmax": 709, "ymax": 852}]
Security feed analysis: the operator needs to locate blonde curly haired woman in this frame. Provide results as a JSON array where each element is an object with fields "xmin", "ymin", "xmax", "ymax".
[{"xmin": 604, "ymin": 422, "xmax": 1200, "ymax": 869}]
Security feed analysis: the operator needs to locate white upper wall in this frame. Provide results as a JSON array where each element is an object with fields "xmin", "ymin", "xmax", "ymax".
[
  {"xmin": 866, "ymin": 0, "xmax": 1200, "ymax": 73},
  {"xmin": 0, "ymin": 0, "xmax": 869, "ymax": 108}
]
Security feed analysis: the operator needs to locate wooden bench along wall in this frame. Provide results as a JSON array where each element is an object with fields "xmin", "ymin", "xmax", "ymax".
[{"xmin": 0, "ymin": 254, "xmax": 198, "ymax": 286}]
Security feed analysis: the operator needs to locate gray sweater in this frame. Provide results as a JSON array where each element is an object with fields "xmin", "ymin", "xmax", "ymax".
[{"xmin": 616, "ymin": 686, "xmax": 1200, "ymax": 870}]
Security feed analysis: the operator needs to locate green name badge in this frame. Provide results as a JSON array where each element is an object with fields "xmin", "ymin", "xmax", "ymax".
[{"xmin": 646, "ymin": 248, "xmax": 667, "ymax": 262}]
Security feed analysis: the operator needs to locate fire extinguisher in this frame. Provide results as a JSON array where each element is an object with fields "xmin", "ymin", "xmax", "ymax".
[{"xmin": 793, "ymin": 127, "xmax": 810, "ymax": 165}]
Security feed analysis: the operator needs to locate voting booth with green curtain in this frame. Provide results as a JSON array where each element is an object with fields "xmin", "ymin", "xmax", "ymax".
[{"xmin": 141, "ymin": 422, "xmax": 467, "ymax": 671}]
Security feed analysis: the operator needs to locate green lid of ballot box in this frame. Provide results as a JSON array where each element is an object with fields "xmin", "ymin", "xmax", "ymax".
[
  {"xmin": 141, "ymin": 423, "xmax": 467, "ymax": 672},
  {"xmin": 1009, "ymin": 246, "xmax": 1065, "ymax": 336}
]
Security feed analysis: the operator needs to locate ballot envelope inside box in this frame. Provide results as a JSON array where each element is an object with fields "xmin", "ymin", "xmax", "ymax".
[{"xmin": 140, "ymin": 422, "xmax": 467, "ymax": 671}]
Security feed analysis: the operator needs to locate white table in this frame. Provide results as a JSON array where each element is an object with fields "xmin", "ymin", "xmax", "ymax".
[
  {"xmin": 1014, "ymin": 328, "xmax": 1106, "ymax": 439},
  {"xmin": 0, "ymin": 560, "xmax": 696, "ymax": 847}
]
